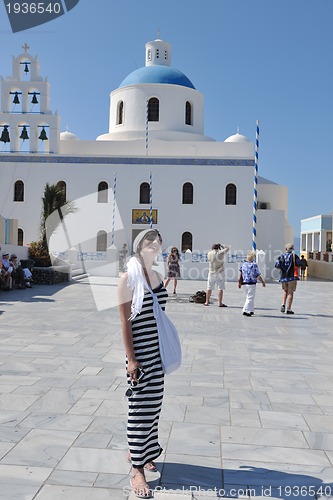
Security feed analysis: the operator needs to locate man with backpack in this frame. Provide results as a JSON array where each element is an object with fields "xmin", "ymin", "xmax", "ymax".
[{"xmin": 275, "ymin": 243, "xmax": 301, "ymax": 315}]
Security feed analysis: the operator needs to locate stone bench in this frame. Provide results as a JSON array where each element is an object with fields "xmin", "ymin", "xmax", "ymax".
[{"xmin": 32, "ymin": 265, "xmax": 70, "ymax": 285}]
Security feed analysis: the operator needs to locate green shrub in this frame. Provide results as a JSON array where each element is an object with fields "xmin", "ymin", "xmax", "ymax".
[{"xmin": 28, "ymin": 240, "xmax": 52, "ymax": 267}]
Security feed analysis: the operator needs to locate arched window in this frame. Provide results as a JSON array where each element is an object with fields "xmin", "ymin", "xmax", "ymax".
[
  {"xmin": 225, "ymin": 183, "xmax": 237, "ymax": 205},
  {"xmin": 17, "ymin": 228, "xmax": 24, "ymax": 246},
  {"xmin": 140, "ymin": 182, "xmax": 150, "ymax": 204},
  {"xmin": 148, "ymin": 97, "xmax": 159, "ymax": 122},
  {"xmin": 182, "ymin": 232, "xmax": 193, "ymax": 252},
  {"xmin": 57, "ymin": 181, "xmax": 67, "ymax": 201},
  {"xmin": 117, "ymin": 101, "xmax": 124, "ymax": 125},
  {"xmin": 182, "ymin": 182, "xmax": 193, "ymax": 204},
  {"xmin": 185, "ymin": 101, "xmax": 192, "ymax": 125},
  {"xmin": 14, "ymin": 180, "xmax": 24, "ymax": 202},
  {"xmin": 98, "ymin": 181, "xmax": 108, "ymax": 203},
  {"xmin": 96, "ymin": 230, "xmax": 107, "ymax": 251}
]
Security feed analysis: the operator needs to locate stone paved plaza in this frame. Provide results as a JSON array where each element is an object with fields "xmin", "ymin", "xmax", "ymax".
[{"xmin": 0, "ymin": 277, "xmax": 332, "ymax": 500}]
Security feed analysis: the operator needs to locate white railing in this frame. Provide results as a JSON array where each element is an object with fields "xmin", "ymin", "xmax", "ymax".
[
  {"xmin": 77, "ymin": 252, "xmax": 107, "ymax": 262},
  {"xmin": 308, "ymin": 251, "xmax": 333, "ymax": 263}
]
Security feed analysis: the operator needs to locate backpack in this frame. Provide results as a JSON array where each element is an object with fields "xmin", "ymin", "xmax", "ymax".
[{"xmin": 189, "ymin": 290, "xmax": 207, "ymax": 304}]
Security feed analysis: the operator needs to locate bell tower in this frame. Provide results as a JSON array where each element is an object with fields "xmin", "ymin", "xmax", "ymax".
[
  {"xmin": 145, "ymin": 37, "xmax": 171, "ymax": 67},
  {"xmin": 0, "ymin": 43, "xmax": 60, "ymax": 153}
]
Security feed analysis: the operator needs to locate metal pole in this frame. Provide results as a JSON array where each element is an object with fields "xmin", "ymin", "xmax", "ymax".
[
  {"xmin": 252, "ymin": 120, "xmax": 259, "ymax": 252},
  {"xmin": 149, "ymin": 171, "xmax": 153, "ymax": 228},
  {"xmin": 111, "ymin": 172, "xmax": 116, "ymax": 245}
]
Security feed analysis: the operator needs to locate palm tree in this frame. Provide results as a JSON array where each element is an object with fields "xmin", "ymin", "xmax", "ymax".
[
  {"xmin": 40, "ymin": 182, "xmax": 76, "ymax": 248},
  {"xmin": 28, "ymin": 183, "xmax": 76, "ymax": 266}
]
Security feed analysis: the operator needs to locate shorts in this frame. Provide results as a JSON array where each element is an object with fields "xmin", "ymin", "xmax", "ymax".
[
  {"xmin": 207, "ymin": 271, "xmax": 225, "ymax": 291},
  {"xmin": 282, "ymin": 281, "xmax": 297, "ymax": 293}
]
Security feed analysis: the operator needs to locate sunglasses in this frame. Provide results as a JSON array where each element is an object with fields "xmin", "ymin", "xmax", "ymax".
[
  {"xmin": 125, "ymin": 367, "xmax": 145, "ymax": 398},
  {"xmin": 144, "ymin": 231, "xmax": 162, "ymax": 242}
]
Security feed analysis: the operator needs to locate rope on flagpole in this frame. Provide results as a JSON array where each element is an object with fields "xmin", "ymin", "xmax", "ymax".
[
  {"xmin": 252, "ymin": 120, "xmax": 259, "ymax": 252},
  {"xmin": 149, "ymin": 171, "xmax": 153, "ymax": 228},
  {"xmin": 145, "ymin": 99, "xmax": 149, "ymax": 156},
  {"xmin": 111, "ymin": 172, "xmax": 117, "ymax": 245}
]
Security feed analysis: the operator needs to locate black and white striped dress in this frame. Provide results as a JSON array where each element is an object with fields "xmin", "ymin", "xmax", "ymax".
[{"xmin": 127, "ymin": 283, "xmax": 168, "ymax": 469}]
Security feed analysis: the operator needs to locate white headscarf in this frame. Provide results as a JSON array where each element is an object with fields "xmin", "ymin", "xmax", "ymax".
[
  {"xmin": 127, "ymin": 256, "xmax": 147, "ymax": 320},
  {"xmin": 126, "ymin": 229, "xmax": 161, "ymax": 320}
]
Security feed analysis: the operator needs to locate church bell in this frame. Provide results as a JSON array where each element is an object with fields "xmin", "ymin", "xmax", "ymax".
[
  {"xmin": 31, "ymin": 92, "xmax": 38, "ymax": 104},
  {"xmin": 38, "ymin": 127, "xmax": 48, "ymax": 141},
  {"xmin": 20, "ymin": 126, "xmax": 29, "ymax": 141},
  {"xmin": 0, "ymin": 126, "xmax": 10, "ymax": 143},
  {"xmin": 13, "ymin": 92, "xmax": 20, "ymax": 104}
]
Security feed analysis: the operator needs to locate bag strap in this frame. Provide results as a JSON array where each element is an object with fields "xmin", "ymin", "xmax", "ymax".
[
  {"xmin": 144, "ymin": 280, "xmax": 164, "ymax": 331},
  {"xmin": 140, "ymin": 257, "xmax": 163, "ymax": 290},
  {"xmin": 141, "ymin": 268, "xmax": 160, "ymax": 307},
  {"xmin": 138, "ymin": 261, "xmax": 165, "ymax": 325}
]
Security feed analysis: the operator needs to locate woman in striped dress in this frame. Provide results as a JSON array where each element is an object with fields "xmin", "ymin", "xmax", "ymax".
[{"xmin": 118, "ymin": 229, "xmax": 167, "ymax": 498}]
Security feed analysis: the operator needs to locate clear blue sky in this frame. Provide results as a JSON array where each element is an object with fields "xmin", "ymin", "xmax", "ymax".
[{"xmin": 0, "ymin": 0, "xmax": 332, "ymax": 240}]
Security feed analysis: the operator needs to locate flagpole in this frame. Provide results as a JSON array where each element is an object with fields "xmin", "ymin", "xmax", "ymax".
[
  {"xmin": 149, "ymin": 171, "xmax": 153, "ymax": 228},
  {"xmin": 111, "ymin": 172, "xmax": 116, "ymax": 246},
  {"xmin": 252, "ymin": 120, "xmax": 259, "ymax": 252},
  {"xmin": 145, "ymin": 99, "xmax": 149, "ymax": 156}
]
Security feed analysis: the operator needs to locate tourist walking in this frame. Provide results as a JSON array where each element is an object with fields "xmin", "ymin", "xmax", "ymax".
[
  {"xmin": 238, "ymin": 251, "xmax": 266, "ymax": 316},
  {"xmin": 275, "ymin": 243, "xmax": 301, "ymax": 315},
  {"xmin": 299, "ymin": 255, "xmax": 308, "ymax": 279}
]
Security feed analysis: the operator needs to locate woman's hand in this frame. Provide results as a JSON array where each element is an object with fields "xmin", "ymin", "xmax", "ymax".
[{"xmin": 127, "ymin": 360, "xmax": 141, "ymax": 382}]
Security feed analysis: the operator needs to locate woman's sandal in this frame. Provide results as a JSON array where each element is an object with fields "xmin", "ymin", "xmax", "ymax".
[
  {"xmin": 144, "ymin": 461, "xmax": 157, "ymax": 472},
  {"xmin": 127, "ymin": 453, "xmax": 158, "ymax": 472},
  {"xmin": 130, "ymin": 473, "xmax": 152, "ymax": 499}
]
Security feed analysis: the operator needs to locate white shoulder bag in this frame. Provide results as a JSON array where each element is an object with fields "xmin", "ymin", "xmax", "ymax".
[{"xmin": 146, "ymin": 283, "xmax": 182, "ymax": 375}]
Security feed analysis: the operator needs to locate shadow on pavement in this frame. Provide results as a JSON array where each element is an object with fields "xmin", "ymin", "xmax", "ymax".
[
  {"xmin": 0, "ymin": 282, "xmax": 72, "ymax": 308},
  {"xmin": 150, "ymin": 463, "xmax": 333, "ymax": 499}
]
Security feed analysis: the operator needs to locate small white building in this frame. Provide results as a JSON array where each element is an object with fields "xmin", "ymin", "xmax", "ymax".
[
  {"xmin": 0, "ymin": 39, "xmax": 293, "ymax": 280},
  {"xmin": 300, "ymin": 214, "xmax": 333, "ymax": 280},
  {"xmin": 300, "ymin": 214, "xmax": 332, "ymax": 254}
]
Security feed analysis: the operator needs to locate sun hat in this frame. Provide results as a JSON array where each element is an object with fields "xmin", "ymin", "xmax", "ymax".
[
  {"xmin": 132, "ymin": 229, "xmax": 161, "ymax": 253},
  {"xmin": 285, "ymin": 243, "xmax": 294, "ymax": 251}
]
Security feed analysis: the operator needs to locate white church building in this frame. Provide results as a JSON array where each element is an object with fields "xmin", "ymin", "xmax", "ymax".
[{"xmin": 0, "ymin": 38, "xmax": 293, "ymax": 280}]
